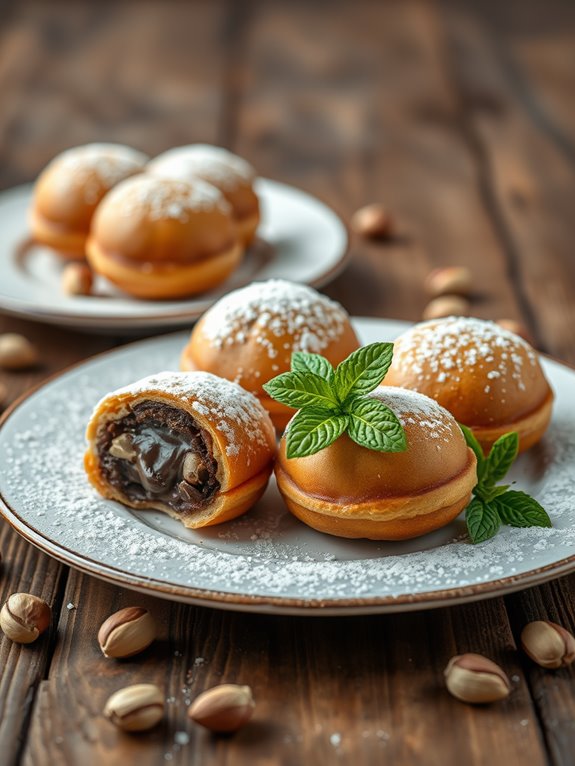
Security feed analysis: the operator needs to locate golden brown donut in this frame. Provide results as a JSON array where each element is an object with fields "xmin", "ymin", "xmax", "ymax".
[
  {"xmin": 85, "ymin": 371, "xmax": 276, "ymax": 529},
  {"xmin": 180, "ymin": 280, "xmax": 361, "ymax": 430},
  {"xmin": 29, "ymin": 143, "xmax": 148, "ymax": 260},
  {"xmin": 86, "ymin": 175, "xmax": 243, "ymax": 299},
  {"xmin": 275, "ymin": 387, "xmax": 477, "ymax": 540},
  {"xmin": 147, "ymin": 145, "xmax": 260, "ymax": 246},
  {"xmin": 384, "ymin": 316, "xmax": 554, "ymax": 453}
]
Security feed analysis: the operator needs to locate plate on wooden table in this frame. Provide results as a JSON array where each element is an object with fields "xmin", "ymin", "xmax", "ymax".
[
  {"xmin": 0, "ymin": 179, "xmax": 349, "ymax": 333},
  {"xmin": 1, "ymin": 317, "xmax": 575, "ymax": 616}
]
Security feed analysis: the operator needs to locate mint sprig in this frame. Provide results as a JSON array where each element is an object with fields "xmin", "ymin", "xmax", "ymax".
[
  {"xmin": 462, "ymin": 428, "xmax": 552, "ymax": 544},
  {"xmin": 263, "ymin": 342, "xmax": 406, "ymax": 458}
]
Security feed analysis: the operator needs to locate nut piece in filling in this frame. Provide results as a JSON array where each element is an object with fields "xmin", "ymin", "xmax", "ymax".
[
  {"xmin": 85, "ymin": 371, "xmax": 276, "ymax": 529},
  {"xmin": 384, "ymin": 316, "xmax": 554, "ymax": 453},
  {"xmin": 180, "ymin": 279, "xmax": 361, "ymax": 431},
  {"xmin": 275, "ymin": 387, "xmax": 477, "ymax": 541}
]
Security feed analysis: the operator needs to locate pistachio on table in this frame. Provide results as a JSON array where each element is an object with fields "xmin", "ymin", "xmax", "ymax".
[
  {"xmin": 425, "ymin": 266, "xmax": 472, "ymax": 298},
  {"xmin": 351, "ymin": 203, "xmax": 394, "ymax": 240},
  {"xmin": 521, "ymin": 620, "xmax": 575, "ymax": 669},
  {"xmin": 188, "ymin": 684, "xmax": 255, "ymax": 733},
  {"xmin": 444, "ymin": 653, "xmax": 511, "ymax": 704},
  {"xmin": 104, "ymin": 684, "xmax": 164, "ymax": 732},
  {"xmin": 98, "ymin": 607, "xmax": 157, "ymax": 659},
  {"xmin": 0, "ymin": 334, "xmax": 38, "ymax": 371},
  {"xmin": 0, "ymin": 593, "xmax": 51, "ymax": 644}
]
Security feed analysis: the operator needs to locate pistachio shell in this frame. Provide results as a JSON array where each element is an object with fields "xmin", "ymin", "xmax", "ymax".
[
  {"xmin": 188, "ymin": 684, "xmax": 255, "ymax": 733},
  {"xmin": 104, "ymin": 684, "xmax": 164, "ymax": 732},
  {"xmin": 521, "ymin": 620, "xmax": 575, "ymax": 669},
  {"xmin": 98, "ymin": 607, "xmax": 157, "ymax": 658},
  {"xmin": 445, "ymin": 653, "xmax": 511, "ymax": 704}
]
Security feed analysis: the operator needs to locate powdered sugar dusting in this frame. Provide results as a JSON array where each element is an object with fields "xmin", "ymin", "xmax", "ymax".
[
  {"xmin": 148, "ymin": 144, "xmax": 255, "ymax": 191},
  {"xmin": 393, "ymin": 316, "xmax": 538, "ymax": 390},
  {"xmin": 103, "ymin": 175, "xmax": 229, "ymax": 222},
  {"xmin": 1, "ymin": 327, "xmax": 574, "ymax": 608},
  {"xmin": 370, "ymin": 387, "xmax": 455, "ymax": 441},
  {"xmin": 200, "ymin": 279, "xmax": 349, "ymax": 357},
  {"xmin": 50, "ymin": 143, "xmax": 148, "ymax": 203},
  {"xmin": 97, "ymin": 370, "xmax": 272, "ymax": 456}
]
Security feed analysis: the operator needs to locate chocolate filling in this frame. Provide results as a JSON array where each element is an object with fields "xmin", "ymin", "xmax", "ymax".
[{"xmin": 99, "ymin": 400, "xmax": 220, "ymax": 514}]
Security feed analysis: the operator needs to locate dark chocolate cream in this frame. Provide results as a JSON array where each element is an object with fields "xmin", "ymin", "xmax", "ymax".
[{"xmin": 99, "ymin": 400, "xmax": 220, "ymax": 514}]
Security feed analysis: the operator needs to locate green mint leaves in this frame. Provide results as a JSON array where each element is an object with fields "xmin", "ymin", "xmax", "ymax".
[
  {"xmin": 462, "ymin": 428, "xmax": 551, "ymax": 544},
  {"xmin": 263, "ymin": 342, "xmax": 407, "ymax": 458}
]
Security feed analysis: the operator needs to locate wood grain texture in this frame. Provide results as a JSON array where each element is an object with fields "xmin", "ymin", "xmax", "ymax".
[
  {"xmin": 0, "ymin": 0, "xmax": 574, "ymax": 764},
  {"xmin": 22, "ymin": 574, "xmax": 549, "ymax": 766}
]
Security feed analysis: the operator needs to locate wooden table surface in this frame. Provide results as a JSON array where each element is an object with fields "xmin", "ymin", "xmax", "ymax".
[{"xmin": 1, "ymin": 1, "xmax": 575, "ymax": 764}]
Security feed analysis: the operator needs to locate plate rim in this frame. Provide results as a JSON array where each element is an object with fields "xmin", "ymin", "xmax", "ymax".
[
  {"xmin": 0, "ymin": 180, "xmax": 351, "ymax": 328},
  {"xmin": 1, "ymin": 319, "xmax": 574, "ymax": 615}
]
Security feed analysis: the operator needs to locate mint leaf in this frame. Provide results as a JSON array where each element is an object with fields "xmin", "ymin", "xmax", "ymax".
[
  {"xmin": 285, "ymin": 407, "xmax": 348, "ymax": 458},
  {"xmin": 483, "ymin": 432, "xmax": 519, "ymax": 486},
  {"xmin": 476, "ymin": 484, "xmax": 510, "ymax": 503},
  {"xmin": 347, "ymin": 398, "xmax": 407, "ymax": 452},
  {"xmin": 460, "ymin": 424, "xmax": 486, "ymax": 482},
  {"xmin": 291, "ymin": 351, "xmax": 334, "ymax": 382},
  {"xmin": 466, "ymin": 497, "xmax": 501, "ymax": 544},
  {"xmin": 492, "ymin": 490, "xmax": 552, "ymax": 528},
  {"xmin": 333, "ymin": 343, "xmax": 394, "ymax": 402},
  {"xmin": 263, "ymin": 371, "xmax": 339, "ymax": 410}
]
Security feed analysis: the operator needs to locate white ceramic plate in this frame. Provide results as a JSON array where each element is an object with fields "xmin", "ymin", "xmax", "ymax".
[
  {"xmin": 0, "ymin": 180, "xmax": 349, "ymax": 332},
  {"xmin": 1, "ymin": 317, "xmax": 574, "ymax": 616}
]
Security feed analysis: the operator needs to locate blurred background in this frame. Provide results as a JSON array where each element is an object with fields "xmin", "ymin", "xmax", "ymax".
[{"xmin": 1, "ymin": 0, "xmax": 574, "ymax": 351}]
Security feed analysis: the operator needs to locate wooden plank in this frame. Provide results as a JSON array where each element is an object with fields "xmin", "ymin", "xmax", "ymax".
[
  {"xmin": 440, "ymin": 0, "xmax": 575, "ymax": 360},
  {"xmin": 23, "ymin": 571, "xmax": 548, "ymax": 766},
  {"xmin": 439, "ymin": 3, "xmax": 575, "ymax": 763},
  {"xmin": 0, "ymin": 529, "xmax": 65, "ymax": 766},
  {"xmin": 506, "ymin": 578, "xmax": 575, "ymax": 766},
  {"xmin": 232, "ymin": 0, "xmax": 526, "ymax": 326}
]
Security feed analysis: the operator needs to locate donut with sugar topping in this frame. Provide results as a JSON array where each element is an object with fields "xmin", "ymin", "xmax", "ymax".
[
  {"xmin": 384, "ymin": 316, "xmax": 554, "ymax": 453},
  {"xmin": 85, "ymin": 175, "xmax": 243, "ymax": 299},
  {"xmin": 30, "ymin": 143, "xmax": 149, "ymax": 260},
  {"xmin": 180, "ymin": 279, "xmax": 361, "ymax": 430},
  {"xmin": 275, "ymin": 387, "xmax": 478, "ymax": 540},
  {"xmin": 148, "ymin": 145, "xmax": 260, "ymax": 246},
  {"xmin": 85, "ymin": 371, "xmax": 276, "ymax": 529}
]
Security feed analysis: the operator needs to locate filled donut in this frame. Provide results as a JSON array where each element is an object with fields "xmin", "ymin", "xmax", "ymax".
[
  {"xmin": 86, "ymin": 175, "xmax": 243, "ymax": 299},
  {"xmin": 180, "ymin": 280, "xmax": 361, "ymax": 430},
  {"xmin": 275, "ymin": 387, "xmax": 477, "ymax": 540},
  {"xmin": 30, "ymin": 143, "xmax": 148, "ymax": 259},
  {"xmin": 85, "ymin": 371, "xmax": 276, "ymax": 528},
  {"xmin": 384, "ymin": 316, "xmax": 554, "ymax": 453},
  {"xmin": 148, "ymin": 145, "xmax": 260, "ymax": 246}
]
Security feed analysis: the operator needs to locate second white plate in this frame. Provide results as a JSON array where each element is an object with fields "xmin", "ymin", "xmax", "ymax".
[{"xmin": 0, "ymin": 179, "xmax": 349, "ymax": 332}]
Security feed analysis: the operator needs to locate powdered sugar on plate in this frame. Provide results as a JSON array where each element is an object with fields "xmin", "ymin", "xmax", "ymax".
[{"xmin": 1, "ymin": 320, "xmax": 575, "ymax": 613}]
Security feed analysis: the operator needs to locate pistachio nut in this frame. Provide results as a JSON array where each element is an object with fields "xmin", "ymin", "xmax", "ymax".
[
  {"xmin": 98, "ymin": 607, "xmax": 157, "ymax": 659},
  {"xmin": 521, "ymin": 620, "xmax": 575, "ymax": 669},
  {"xmin": 0, "ymin": 593, "xmax": 51, "ymax": 644},
  {"xmin": 445, "ymin": 653, "xmax": 511, "ymax": 704},
  {"xmin": 188, "ymin": 684, "xmax": 255, "ymax": 733},
  {"xmin": 104, "ymin": 684, "xmax": 164, "ymax": 732}
]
